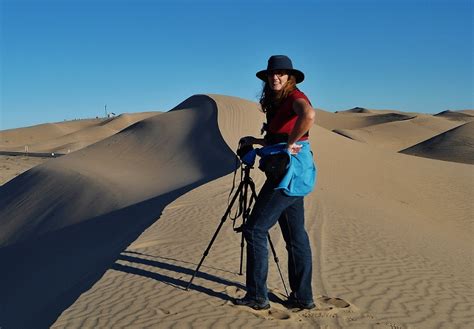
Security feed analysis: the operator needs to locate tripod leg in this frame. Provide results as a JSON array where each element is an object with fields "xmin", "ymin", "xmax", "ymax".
[
  {"xmin": 239, "ymin": 234, "xmax": 245, "ymax": 275},
  {"xmin": 268, "ymin": 234, "xmax": 289, "ymax": 297},
  {"xmin": 239, "ymin": 178, "xmax": 249, "ymax": 276},
  {"xmin": 186, "ymin": 180, "xmax": 245, "ymax": 290},
  {"xmin": 248, "ymin": 180, "xmax": 259, "ymax": 205}
]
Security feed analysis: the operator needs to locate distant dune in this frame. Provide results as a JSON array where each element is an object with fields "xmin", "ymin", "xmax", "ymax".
[
  {"xmin": 0, "ymin": 95, "xmax": 472, "ymax": 329},
  {"xmin": 316, "ymin": 110, "xmax": 409, "ymax": 131},
  {"xmin": 335, "ymin": 107, "xmax": 373, "ymax": 114},
  {"xmin": 434, "ymin": 110, "xmax": 474, "ymax": 122},
  {"xmin": 0, "ymin": 112, "xmax": 158, "ymax": 154},
  {"xmin": 1, "ymin": 119, "xmax": 103, "ymax": 148}
]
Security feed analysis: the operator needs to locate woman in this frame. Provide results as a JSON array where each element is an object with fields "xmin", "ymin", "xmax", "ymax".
[{"xmin": 233, "ymin": 55, "xmax": 316, "ymax": 311}]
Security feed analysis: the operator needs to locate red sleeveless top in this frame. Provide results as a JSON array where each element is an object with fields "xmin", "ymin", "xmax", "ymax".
[{"xmin": 266, "ymin": 89, "xmax": 311, "ymax": 141}]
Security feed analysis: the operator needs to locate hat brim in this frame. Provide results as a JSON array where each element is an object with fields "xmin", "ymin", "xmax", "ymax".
[{"xmin": 256, "ymin": 69, "xmax": 305, "ymax": 84}]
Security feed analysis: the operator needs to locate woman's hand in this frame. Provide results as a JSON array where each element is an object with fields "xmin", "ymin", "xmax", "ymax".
[
  {"xmin": 239, "ymin": 136, "xmax": 266, "ymax": 147},
  {"xmin": 239, "ymin": 136, "xmax": 256, "ymax": 146},
  {"xmin": 287, "ymin": 143, "xmax": 302, "ymax": 155}
]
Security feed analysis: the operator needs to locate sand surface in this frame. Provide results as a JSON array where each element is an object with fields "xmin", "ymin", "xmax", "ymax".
[
  {"xmin": 0, "ymin": 95, "xmax": 472, "ymax": 329},
  {"xmin": 0, "ymin": 155, "xmax": 50, "ymax": 185}
]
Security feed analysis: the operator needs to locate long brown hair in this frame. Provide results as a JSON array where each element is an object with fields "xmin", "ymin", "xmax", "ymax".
[{"xmin": 259, "ymin": 74, "xmax": 297, "ymax": 113}]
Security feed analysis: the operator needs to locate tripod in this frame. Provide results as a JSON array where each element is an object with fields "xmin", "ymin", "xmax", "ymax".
[{"xmin": 185, "ymin": 164, "xmax": 289, "ymax": 297}]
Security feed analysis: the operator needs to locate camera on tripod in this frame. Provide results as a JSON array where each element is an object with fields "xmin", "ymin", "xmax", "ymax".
[
  {"xmin": 237, "ymin": 143, "xmax": 254, "ymax": 160},
  {"xmin": 237, "ymin": 137, "xmax": 254, "ymax": 160}
]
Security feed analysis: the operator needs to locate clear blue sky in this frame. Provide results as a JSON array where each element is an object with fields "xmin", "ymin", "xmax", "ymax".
[{"xmin": 1, "ymin": 0, "xmax": 472, "ymax": 130}]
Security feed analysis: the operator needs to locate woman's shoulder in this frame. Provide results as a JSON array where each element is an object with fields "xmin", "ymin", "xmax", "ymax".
[{"xmin": 289, "ymin": 89, "xmax": 311, "ymax": 104}]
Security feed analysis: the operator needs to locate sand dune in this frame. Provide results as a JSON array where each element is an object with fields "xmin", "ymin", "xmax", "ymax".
[
  {"xmin": 400, "ymin": 121, "xmax": 474, "ymax": 164},
  {"xmin": 1, "ymin": 95, "xmax": 473, "ymax": 329},
  {"xmin": 332, "ymin": 114, "xmax": 464, "ymax": 151},
  {"xmin": 316, "ymin": 110, "xmax": 416, "ymax": 131}
]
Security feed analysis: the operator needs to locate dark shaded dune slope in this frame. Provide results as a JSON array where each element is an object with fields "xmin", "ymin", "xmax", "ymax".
[
  {"xmin": 400, "ymin": 122, "xmax": 474, "ymax": 165},
  {"xmin": 434, "ymin": 110, "xmax": 474, "ymax": 122},
  {"xmin": 364, "ymin": 112, "xmax": 416, "ymax": 126},
  {"xmin": 335, "ymin": 107, "xmax": 373, "ymax": 114}
]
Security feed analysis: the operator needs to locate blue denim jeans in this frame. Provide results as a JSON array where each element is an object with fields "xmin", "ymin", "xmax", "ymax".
[{"xmin": 242, "ymin": 180, "xmax": 313, "ymax": 304}]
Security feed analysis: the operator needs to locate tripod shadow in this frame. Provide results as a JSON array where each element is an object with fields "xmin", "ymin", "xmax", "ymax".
[
  {"xmin": 125, "ymin": 251, "xmax": 238, "ymax": 275},
  {"xmin": 112, "ymin": 254, "xmax": 246, "ymax": 301},
  {"xmin": 113, "ymin": 253, "xmax": 286, "ymax": 305}
]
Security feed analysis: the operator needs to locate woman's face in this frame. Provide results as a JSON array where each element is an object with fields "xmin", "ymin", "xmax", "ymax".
[{"xmin": 267, "ymin": 70, "xmax": 289, "ymax": 91}]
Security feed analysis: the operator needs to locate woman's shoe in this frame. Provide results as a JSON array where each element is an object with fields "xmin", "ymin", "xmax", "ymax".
[
  {"xmin": 284, "ymin": 297, "xmax": 316, "ymax": 310},
  {"xmin": 232, "ymin": 297, "xmax": 270, "ymax": 310}
]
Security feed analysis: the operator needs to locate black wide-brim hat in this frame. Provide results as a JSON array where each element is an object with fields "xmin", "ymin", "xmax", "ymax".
[{"xmin": 256, "ymin": 55, "xmax": 305, "ymax": 83}]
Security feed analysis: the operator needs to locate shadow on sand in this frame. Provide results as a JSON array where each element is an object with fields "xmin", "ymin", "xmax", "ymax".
[{"xmin": 0, "ymin": 178, "xmax": 239, "ymax": 329}]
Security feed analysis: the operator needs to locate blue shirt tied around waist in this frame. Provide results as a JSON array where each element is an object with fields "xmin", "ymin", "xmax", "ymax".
[{"xmin": 241, "ymin": 141, "xmax": 317, "ymax": 197}]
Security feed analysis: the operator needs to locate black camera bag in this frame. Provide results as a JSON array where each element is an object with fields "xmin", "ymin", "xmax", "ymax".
[{"xmin": 260, "ymin": 153, "xmax": 289, "ymax": 184}]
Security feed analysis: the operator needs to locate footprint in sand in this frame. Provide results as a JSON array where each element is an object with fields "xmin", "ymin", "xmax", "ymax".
[
  {"xmin": 155, "ymin": 307, "xmax": 172, "ymax": 315},
  {"xmin": 317, "ymin": 296, "xmax": 351, "ymax": 309},
  {"xmin": 266, "ymin": 308, "xmax": 292, "ymax": 320}
]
